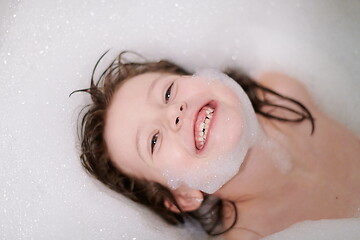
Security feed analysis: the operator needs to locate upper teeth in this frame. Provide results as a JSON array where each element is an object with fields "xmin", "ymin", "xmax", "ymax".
[{"xmin": 197, "ymin": 106, "xmax": 214, "ymax": 148}]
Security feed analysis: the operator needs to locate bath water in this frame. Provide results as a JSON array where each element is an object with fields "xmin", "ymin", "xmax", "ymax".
[{"xmin": 1, "ymin": 0, "xmax": 359, "ymax": 239}]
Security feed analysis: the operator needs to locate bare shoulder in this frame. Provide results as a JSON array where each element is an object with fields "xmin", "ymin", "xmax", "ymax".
[
  {"xmin": 224, "ymin": 227, "xmax": 262, "ymax": 240},
  {"xmin": 256, "ymin": 71, "xmax": 315, "ymax": 109}
]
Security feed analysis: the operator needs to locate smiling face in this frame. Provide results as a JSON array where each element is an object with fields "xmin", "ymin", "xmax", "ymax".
[{"xmin": 104, "ymin": 70, "xmax": 261, "ymax": 194}]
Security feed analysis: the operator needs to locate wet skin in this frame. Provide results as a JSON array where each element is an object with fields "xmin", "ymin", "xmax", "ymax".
[
  {"xmin": 219, "ymin": 72, "xmax": 360, "ymax": 239},
  {"xmin": 104, "ymin": 71, "xmax": 360, "ymax": 239}
]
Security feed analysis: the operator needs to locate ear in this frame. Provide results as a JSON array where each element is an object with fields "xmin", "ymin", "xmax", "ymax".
[{"xmin": 164, "ymin": 186, "xmax": 204, "ymax": 213}]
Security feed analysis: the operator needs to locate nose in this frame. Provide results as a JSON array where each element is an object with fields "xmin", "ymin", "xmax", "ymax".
[{"xmin": 166, "ymin": 102, "xmax": 186, "ymax": 131}]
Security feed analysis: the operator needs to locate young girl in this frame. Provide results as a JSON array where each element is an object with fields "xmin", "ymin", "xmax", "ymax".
[{"xmin": 73, "ymin": 51, "xmax": 360, "ymax": 239}]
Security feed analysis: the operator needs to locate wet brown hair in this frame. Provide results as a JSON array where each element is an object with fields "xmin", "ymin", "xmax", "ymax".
[{"xmin": 72, "ymin": 51, "xmax": 314, "ymax": 235}]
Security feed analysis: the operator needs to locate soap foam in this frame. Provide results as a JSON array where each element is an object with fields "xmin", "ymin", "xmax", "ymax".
[
  {"xmin": 1, "ymin": 0, "xmax": 359, "ymax": 239},
  {"xmin": 163, "ymin": 69, "xmax": 263, "ymax": 194},
  {"xmin": 263, "ymin": 218, "xmax": 360, "ymax": 240}
]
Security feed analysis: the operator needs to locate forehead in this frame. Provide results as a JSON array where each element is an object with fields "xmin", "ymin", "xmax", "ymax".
[
  {"xmin": 112, "ymin": 71, "xmax": 175, "ymax": 101},
  {"xmin": 103, "ymin": 72, "xmax": 174, "ymax": 177}
]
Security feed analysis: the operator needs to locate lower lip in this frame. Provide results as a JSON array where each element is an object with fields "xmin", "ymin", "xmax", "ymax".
[{"xmin": 195, "ymin": 100, "xmax": 217, "ymax": 154}]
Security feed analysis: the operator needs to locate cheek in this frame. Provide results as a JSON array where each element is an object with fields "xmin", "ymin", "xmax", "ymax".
[
  {"xmin": 211, "ymin": 103, "xmax": 244, "ymax": 153},
  {"xmin": 215, "ymin": 82, "xmax": 241, "ymax": 105},
  {"xmin": 181, "ymin": 82, "xmax": 205, "ymax": 96},
  {"xmin": 155, "ymin": 142, "xmax": 193, "ymax": 172}
]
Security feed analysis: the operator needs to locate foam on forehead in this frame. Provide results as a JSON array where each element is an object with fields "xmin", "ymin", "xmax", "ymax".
[{"xmin": 162, "ymin": 69, "xmax": 263, "ymax": 194}]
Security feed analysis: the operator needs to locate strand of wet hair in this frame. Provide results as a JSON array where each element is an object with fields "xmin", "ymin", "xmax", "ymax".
[
  {"xmin": 209, "ymin": 201, "xmax": 238, "ymax": 236},
  {"xmin": 252, "ymin": 83, "xmax": 315, "ymax": 135},
  {"xmin": 187, "ymin": 197, "xmax": 238, "ymax": 236}
]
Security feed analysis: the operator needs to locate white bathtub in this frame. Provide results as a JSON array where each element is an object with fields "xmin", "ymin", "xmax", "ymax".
[{"xmin": 1, "ymin": 0, "xmax": 359, "ymax": 239}]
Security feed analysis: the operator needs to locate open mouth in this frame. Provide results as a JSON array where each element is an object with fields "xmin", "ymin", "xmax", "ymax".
[{"xmin": 194, "ymin": 101, "xmax": 216, "ymax": 151}]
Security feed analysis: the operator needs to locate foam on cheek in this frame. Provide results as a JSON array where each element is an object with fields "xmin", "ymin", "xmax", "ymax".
[
  {"xmin": 162, "ymin": 69, "xmax": 263, "ymax": 194},
  {"xmin": 195, "ymin": 68, "xmax": 261, "ymax": 147}
]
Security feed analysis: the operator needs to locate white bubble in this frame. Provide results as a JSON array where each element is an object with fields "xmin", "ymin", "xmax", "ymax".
[{"xmin": 264, "ymin": 218, "xmax": 360, "ymax": 240}]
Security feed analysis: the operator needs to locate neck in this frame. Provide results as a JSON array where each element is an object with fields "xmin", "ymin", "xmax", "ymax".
[{"xmin": 214, "ymin": 116, "xmax": 305, "ymax": 202}]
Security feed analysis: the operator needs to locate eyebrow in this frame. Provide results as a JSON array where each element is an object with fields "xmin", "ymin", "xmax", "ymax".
[
  {"xmin": 147, "ymin": 74, "xmax": 171, "ymax": 101},
  {"xmin": 136, "ymin": 74, "xmax": 173, "ymax": 162},
  {"xmin": 136, "ymin": 126, "xmax": 147, "ymax": 163},
  {"xmin": 136, "ymin": 76, "xmax": 161, "ymax": 162}
]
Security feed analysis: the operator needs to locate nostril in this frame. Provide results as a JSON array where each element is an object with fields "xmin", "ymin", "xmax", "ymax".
[
  {"xmin": 180, "ymin": 105, "xmax": 183, "ymax": 111},
  {"xmin": 175, "ymin": 117, "xmax": 179, "ymax": 125}
]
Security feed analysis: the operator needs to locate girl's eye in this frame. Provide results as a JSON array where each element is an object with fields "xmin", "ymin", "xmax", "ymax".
[
  {"xmin": 165, "ymin": 82, "xmax": 174, "ymax": 103},
  {"xmin": 151, "ymin": 133, "xmax": 159, "ymax": 154}
]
